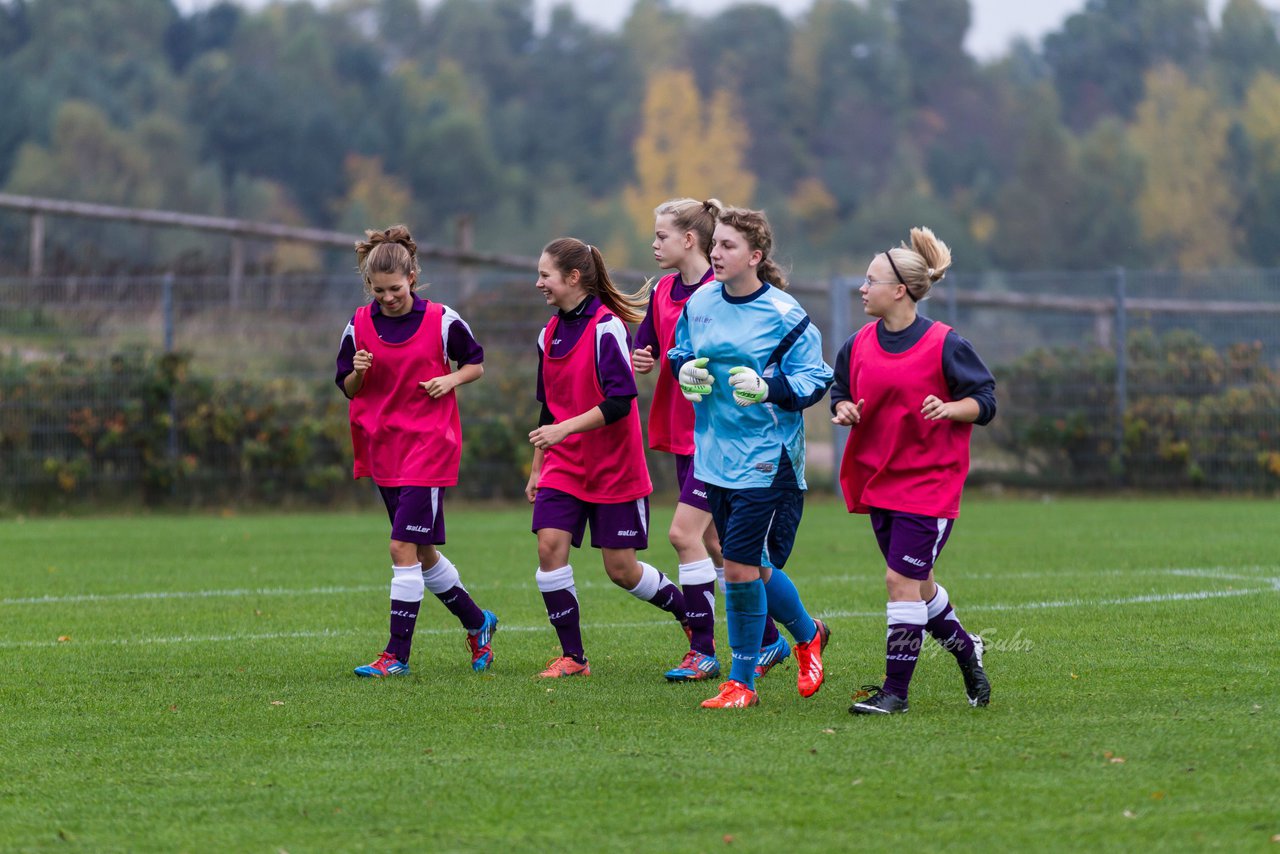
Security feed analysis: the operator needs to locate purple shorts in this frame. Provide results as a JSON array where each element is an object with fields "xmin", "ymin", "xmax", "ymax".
[
  {"xmin": 869, "ymin": 507, "xmax": 954, "ymax": 580},
  {"xmin": 674, "ymin": 454, "xmax": 712, "ymax": 512},
  {"xmin": 532, "ymin": 486, "xmax": 650, "ymax": 550},
  {"xmin": 379, "ymin": 485, "xmax": 447, "ymax": 545}
]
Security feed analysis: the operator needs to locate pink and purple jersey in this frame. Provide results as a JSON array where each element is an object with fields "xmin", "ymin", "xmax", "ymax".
[
  {"xmin": 537, "ymin": 302, "xmax": 652, "ymax": 504},
  {"xmin": 838, "ymin": 320, "xmax": 973, "ymax": 519},
  {"xmin": 348, "ymin": 300, "xmax": 464, "ymax": 487},
  {"xmin": 635, "ymin": 269, "xmax": 713, "ymax": 454}
]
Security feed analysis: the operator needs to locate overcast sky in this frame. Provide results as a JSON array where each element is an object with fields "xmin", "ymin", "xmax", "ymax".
[{"xmin": 175, "ymin": 0, "xmax": 1234, "ymax": 60}]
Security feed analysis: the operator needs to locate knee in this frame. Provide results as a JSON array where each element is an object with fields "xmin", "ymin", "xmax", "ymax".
[
  {"xmin": 884, "ymin": 569, "xmax": 920, "ymax": 600},
  {"xmin": 602, "ymin": 556, "xmax": 639, "ymax": 588},
  {"xmin": 668, "ymin": 522, "xmax": 698, "ymax": 552},
  {"xmin": 389, "ymin": 540, "xmax": 417, "ymax": 566}
]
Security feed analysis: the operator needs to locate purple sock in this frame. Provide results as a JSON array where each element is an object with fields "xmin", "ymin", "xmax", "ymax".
[
  {"xmin": 541, "ymin": 588, "xmax": 585, "ymax": 663},
  {"xmin": 683, "ymin": 581, "xmax": 717, "ymax": 656},
  {"xmin": 652, "ymin": 573, "xmax": 687, "ymax": 622},
  {"xmin": 386, "ymin": 598, "xmax": 421, "ymax": 663},
  {"xmin": 883, "ymin": 601, "xmax": 928, "ymax": 699},
  {"xmin": 925, "ymin": 586, "xmax": 976, "ymax": 660},
  {"xmin": 761, "ymin": 615, "xmax": 780, "ymax": 647},
  {"xmin": 435, "ymin": 586, "xmax": 485, "ymax": 633}
]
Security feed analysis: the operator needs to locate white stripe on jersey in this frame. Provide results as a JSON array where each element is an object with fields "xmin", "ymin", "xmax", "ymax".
[
  {"xmin": 595, "ymin": 315, "xmax": 631, "ymax": 365},
  {"xmin": 439, "ymin": 303, "xmax": 476, "ymax": 363},
  {"xmin": 340, "ymin": 320, "xmax": 355, "ymax": 347}
]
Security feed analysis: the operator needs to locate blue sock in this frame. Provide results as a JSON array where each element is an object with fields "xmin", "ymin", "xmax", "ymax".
[
  {"xmin": 725, "ymin": 580, "xmax": 767, "ymax": 689},
  {"xmin": 763, "ymin": 568, "xmax": 817, "ymax": 645}
]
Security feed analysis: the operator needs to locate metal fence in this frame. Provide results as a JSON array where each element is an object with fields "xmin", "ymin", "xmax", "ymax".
[{"xmin": 2, "ymin": 263, "xmax": 1279, "ymax": 509}]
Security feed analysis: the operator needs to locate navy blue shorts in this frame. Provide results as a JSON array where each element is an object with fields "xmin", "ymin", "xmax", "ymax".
[
  {"xmin": 378, "ymin": 485, "xmax": 446, "ymax": 545},
  {"xmin": 705, "ymin": 484, "xmax": 804, "ymax": 569},
  {"xmin": 532, "ymin": 486, "xmax": 650, "ymax": 550},
  {"xmin": 869, "ymin": 507, "xmax": 954, "ymax": 580}
]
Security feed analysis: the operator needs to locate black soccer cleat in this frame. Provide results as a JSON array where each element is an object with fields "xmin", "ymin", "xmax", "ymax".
[
  {"xmin": 849, "ymin": 685, "xmax": 909, "ymax": 715},
  {"xmin": 957, "ymin": 634, "xmax": 991, "ymax": 707}
]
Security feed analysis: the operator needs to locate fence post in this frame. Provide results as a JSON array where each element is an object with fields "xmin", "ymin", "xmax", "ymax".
[
  {"xmin": 29, "ymin": 212, "xmax": 44, "ymax": 277},
  {"xmin": 829, "ymin": 276, "xmax": 852, "ymax": 496},
  {"xmin": 163, "ymin": 273, "xmax": 178, "ymax": 491},
  {"xmin": 1113, "ymin": 267, "xmax": 1128, "ymax": 483},
  {"xmin": 229, "ymin": 237, "xmax": 244, "ymax": 310}
]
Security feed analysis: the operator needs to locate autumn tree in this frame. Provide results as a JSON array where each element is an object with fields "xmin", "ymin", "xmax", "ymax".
[
  {"xmin": 1239, "ymin": 72, "xmax": 1280, "ymax": 264},
  {"xmin": 1129, "ymin": 65, "xmax": 1237, "ymax": 270},
  {"xmin": 334, "ymin": 154, "xmax": 413, "ymax": 235},
  {"xmin": 623, "ymin": 68, "xmax": 756, "ymax": 245}
]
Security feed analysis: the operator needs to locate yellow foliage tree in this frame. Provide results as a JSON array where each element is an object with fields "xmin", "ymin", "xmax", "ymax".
[
  {"xmin": 623, "ymin": 69, "xmax": 756, "ymax": 248},
  {"xmin": 1129, "ymin": 65, "xmax": 1238, "ymax": 270},
  {"xmin": 1242, "ymin": 72, "xmax": 1280, "ymax": 175},
  {"xmin": 335, "ymin": 154, "xmax": 413, "ymax": 234}
]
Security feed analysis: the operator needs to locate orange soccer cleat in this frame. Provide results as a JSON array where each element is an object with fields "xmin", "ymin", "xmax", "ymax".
[
  {"xmin": 794, "ymin": 619, "xmax": 830, "ymax": 698},
  {"xmin": 537, "ymin": 656, "xmax": 591, "ymax": 678},
  {"xmin": 700, "ymin": 679, "xmax": 760, "ymax": 709}
]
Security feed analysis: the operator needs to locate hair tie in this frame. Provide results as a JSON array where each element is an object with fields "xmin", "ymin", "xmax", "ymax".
[{"xmin": 927, "ymin": 267, "xmax": 936, "ymax": 278}]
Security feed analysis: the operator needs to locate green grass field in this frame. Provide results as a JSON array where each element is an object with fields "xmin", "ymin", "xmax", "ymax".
[{"xmin": 3, "ymin": 497, "xmax": 1278, "ymax": 852}]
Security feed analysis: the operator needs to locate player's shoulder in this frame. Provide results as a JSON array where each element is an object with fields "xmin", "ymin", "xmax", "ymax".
[{"xmin": 685, "ymin": 281, "xmax": 723, "ymax": 307}]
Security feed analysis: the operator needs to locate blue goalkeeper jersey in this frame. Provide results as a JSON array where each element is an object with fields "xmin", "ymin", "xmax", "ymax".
[{"xmin": 669, "ymin": 282, "xmax": 833, "ymax": 490}]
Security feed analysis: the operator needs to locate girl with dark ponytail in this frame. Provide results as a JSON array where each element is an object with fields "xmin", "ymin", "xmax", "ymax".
[{"xmin": 524, "ymin": 237, "xmax": 690, "ymax": 679}]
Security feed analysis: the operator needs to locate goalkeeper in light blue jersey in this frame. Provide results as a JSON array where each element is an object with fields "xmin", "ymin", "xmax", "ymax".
[{"xmin": 667, "ymin": 206, "xmax": 834, "ymax": 710}]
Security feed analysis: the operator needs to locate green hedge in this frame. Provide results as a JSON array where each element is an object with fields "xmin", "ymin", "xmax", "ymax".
[
  {"xmin": 993, "ymin": 329, "xmax": 1280, "ymax": 489},
  {"xmin": 0, "ymin": 349, "xmax": 542, "ymax": 510}
]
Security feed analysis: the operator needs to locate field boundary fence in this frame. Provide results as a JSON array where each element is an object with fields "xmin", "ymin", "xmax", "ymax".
[{"xmin": 2, "ymin": 196, "xmax": 1278, "ymax": 508}]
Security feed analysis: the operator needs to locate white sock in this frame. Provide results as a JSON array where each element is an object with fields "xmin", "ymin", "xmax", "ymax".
[
  {"xmin": 678, "ymin": 557, "xmax": 717, "ymax": 586},
  {"xmin": 390, "ymin": 563, "xmax": 424, "ymax": 602},
  {"xmin": 422, "ymin": 553, "xmax": 462, "ymax": 595}
]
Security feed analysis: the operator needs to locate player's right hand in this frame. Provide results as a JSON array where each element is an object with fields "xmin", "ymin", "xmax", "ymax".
[
  {"xmin": 678, "ymin": 357, "xmax": 714, "ymax": 402},
  {"xmin": 631, "ymin": 345, "xmax": 655, "ymax": 374},
  {"xmin": 831, "ymin": 398, "xmax": 865, "ymax": 426},
  {"xmin": 353, "ymin": 349, "xmax": 373, "ymax": 375}
]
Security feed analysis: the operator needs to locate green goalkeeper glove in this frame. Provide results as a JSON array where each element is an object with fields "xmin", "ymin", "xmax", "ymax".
[
  {"xmin": 728, "ymin": 366, "xmax": 768, "ymax": 406},
  {"xmin": 678, "ymin": 357, "xmax": 714, "ymax": 402}
]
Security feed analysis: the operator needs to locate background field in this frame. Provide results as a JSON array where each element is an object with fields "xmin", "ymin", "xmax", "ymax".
[{"xmin": 3, "ymin": 497, "xmax": 1278, "ymax": 852}]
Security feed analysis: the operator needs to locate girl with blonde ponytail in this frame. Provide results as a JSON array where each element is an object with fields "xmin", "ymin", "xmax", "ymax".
[{"xmin": 834, "ymin": 226, "xmax": 997, "ymax": 716}]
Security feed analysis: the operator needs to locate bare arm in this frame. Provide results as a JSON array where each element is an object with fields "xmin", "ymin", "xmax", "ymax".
[
  {"xmin": 528, "ymin": 405, "xmax": 607, "ymax": 451},
  {"xmin": 421, "ymin": 362, "xmax": 484, "ymax": 398}
]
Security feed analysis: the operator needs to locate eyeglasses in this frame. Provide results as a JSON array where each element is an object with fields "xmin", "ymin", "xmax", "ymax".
[{"xmin": 862, "ymin": 277, "xmax": 898, "ymax": 288}]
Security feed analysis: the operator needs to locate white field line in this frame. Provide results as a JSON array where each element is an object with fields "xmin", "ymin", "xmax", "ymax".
[
  {"xmin": 4, "ymin": 565, "xmax": 1276, "ymax": 607},
  {"xmin": 3, "ymin": 568, "xmax": 1277, "ymax": 651}
]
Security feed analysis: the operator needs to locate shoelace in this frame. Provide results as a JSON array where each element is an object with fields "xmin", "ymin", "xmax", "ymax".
[{"xmin": 851, "ymin": 684, "xmax": 882, "ymax": 702}]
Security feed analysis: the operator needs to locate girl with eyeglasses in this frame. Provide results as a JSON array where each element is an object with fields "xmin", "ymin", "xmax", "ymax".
[{"xmin": 832, "ymin": 227, "xmax": 996, "ymax": 715}]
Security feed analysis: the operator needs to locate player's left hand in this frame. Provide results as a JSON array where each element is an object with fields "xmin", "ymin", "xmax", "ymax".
[
  {"xmin": 921, "ymin": 394, "xmax": 958, "ymax": 421},
  {"xmin": 529, "ymin": 423, "xmax": 570, "ymax": 450},
  {"xmin": 420, "ymin": 375, "xmax": 459, "ymax": 398},
  {"xmin": 728, "ymin": 366, "xmax": 768, "ymax": 406}
]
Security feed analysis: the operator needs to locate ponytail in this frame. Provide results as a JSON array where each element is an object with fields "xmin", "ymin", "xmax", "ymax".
[{"xmin": 542, "ymin": 238, "xmax": 646, "ymax": 324}]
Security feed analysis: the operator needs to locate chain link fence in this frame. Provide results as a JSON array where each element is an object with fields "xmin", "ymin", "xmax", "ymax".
[{"xmin": 3, "ymin": 263, "xmax": 1278, "ymax": 510}]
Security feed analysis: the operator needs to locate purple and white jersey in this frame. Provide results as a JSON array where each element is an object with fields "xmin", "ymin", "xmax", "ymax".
[
  {"xmin": 335, "ymin": 296, "xmax": 484, "ymax": 395},
  {"xmin": 634, "ymin": 270, "xmax": 710, "ymax": 353},
  {"xmin": 535, "ymin": 296, "xmax": 638, "ymax": 405}
]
